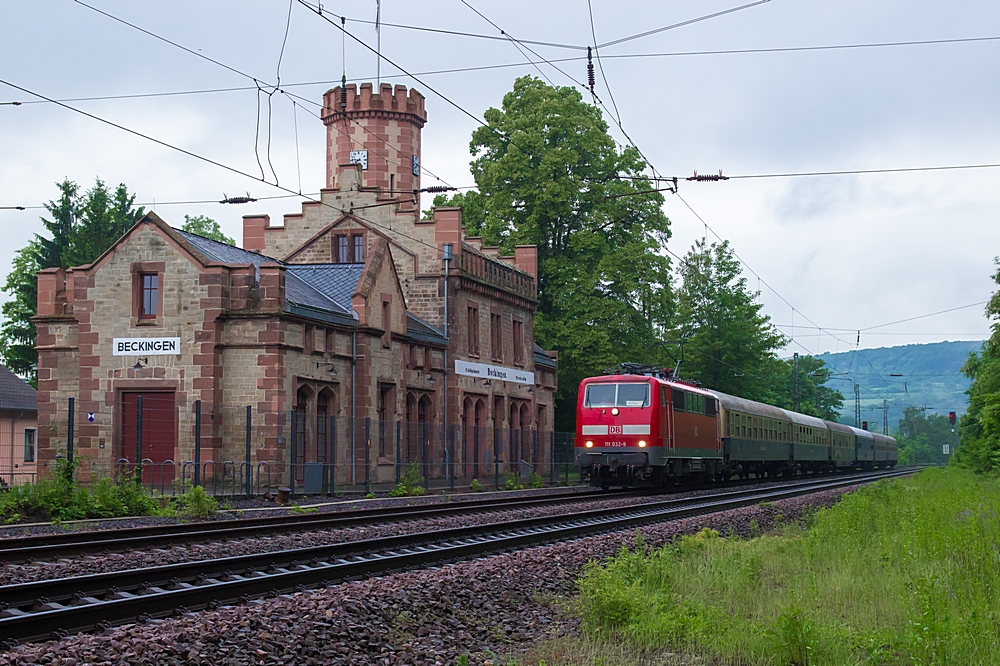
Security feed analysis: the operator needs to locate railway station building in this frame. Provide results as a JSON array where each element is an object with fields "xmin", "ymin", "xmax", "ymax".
[{"xmin": 33, "ymin": 82, "xmax": 558, "ymax": 489}]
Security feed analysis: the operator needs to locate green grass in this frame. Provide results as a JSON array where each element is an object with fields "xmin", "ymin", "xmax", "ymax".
[{"xmin": 577, "ymin": 467, "xmax": 1000, "ymax": 665}]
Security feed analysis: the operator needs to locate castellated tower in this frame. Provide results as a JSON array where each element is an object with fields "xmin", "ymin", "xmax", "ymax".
[{"xmin": 321, "ymin": 83, "xmax": 427, "ymax": 203}]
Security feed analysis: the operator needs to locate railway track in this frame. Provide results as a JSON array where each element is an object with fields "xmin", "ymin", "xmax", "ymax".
[
  {"xmin": 0, "ymin": 487, "xmax": 630, "ymax": 563},
  {"xmin": 0, "ymin": 468, "xmax": 909, "ymax": 646},
  {"xmin": 0, "ymin": 469, "xmax": 897, "ymax": 563}
]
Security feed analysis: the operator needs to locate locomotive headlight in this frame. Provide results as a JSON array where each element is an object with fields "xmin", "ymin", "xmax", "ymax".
[
  {"xmin": 611, "ymin": 408, "xmax": 619, "ymax": 416},
  {"xmin": 638, "ymin": 440, "xmax": 647, "ymax": 448},
  {"xmin": 585, "ymin": 440, "xmax": 594, "ymax": 448}
]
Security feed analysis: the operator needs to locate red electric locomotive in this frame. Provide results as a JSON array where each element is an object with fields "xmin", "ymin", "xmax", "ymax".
[{"xmin": 575, "ymin": 364, "xmax": 722, "ymax": 487}]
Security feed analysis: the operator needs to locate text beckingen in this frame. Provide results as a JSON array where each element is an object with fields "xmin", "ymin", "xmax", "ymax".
[
  {"xmin": 112, "ymin": 337, "xmax": 181, "ymax": 356},
  {"xmin": 454, "ymin": 359, "xmax": 534, "ymax": 385}
]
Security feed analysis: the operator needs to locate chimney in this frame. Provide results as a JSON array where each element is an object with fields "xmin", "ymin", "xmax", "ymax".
[
  {"xmin": 514, "ymin": 246, "xmax": 538, "ymax": 280},
  {"xmin": 242, "ymin": 214, "xmax": 269, "ymax": 253}
]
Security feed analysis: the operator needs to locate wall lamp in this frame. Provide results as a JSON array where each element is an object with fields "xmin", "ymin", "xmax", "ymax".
[
  {"xmin": 315, "ymin": 361, "xmax": 338, "ymax": 376},
  {"xmin": 132, "ymin": 357, "xmax": 149, "ymax": 371}
]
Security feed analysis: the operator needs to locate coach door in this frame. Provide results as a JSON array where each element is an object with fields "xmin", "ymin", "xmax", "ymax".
[{"xmin": 121, "ymin": 392, "xmax": 176, "ymax": 480}]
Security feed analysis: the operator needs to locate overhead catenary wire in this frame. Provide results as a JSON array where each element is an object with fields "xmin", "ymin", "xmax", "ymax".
[
  {"xmin": 9, "ymin": 34, "xmax": 1000, "ymax": 108},
  {"xmin": 0, "ymin": 78, "xmax": 451, "ymax": 258},
  {"xmin": 70, "ymin": 0, "xmax": 454, "ymax": 189}
]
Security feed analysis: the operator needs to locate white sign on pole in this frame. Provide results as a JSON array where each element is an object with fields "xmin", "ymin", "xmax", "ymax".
[
  {"xmin": 943, "ymin": 444, "xmax": 950, "ymax": 455},
  {"xmin": 454, "ymin": 359, "xmax": 534, "ymax": 385},
  {"xmin": 112, "ymin": 337, "xmax": 181, "ymax": 356}
]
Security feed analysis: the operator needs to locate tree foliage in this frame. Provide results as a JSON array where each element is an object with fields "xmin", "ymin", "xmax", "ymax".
[
  {"xmin": 431, "ymin": 77, "xmax": 674, "ymax": 428},
  {"xmin": 767, "ymin": 354, "xmax": 845, "ymax": 421},
  {"xmin": 955, "ymin": 258, "xmax": 1000, "ymax": 474},
  {"xmin": 181, "ymin": 214, "xmax": 234, "ymax": 245},
  {"xmin": 895, "ymin": 406, "xmax": 957, "ymax": 465},
  {"xmin": 674, "ymin": 239, "xmax": 786, "ymax": 397},
  {"xmin": 0, "ymin": 179, "xmax": 144, "ymax": 378}
]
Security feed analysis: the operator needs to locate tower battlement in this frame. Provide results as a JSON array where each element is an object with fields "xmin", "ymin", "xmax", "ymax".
[
  {"xmin": 321, "ymin": 83, "xmax": 426, "ymax": 123},
  {"xmin": 321, "ymin": 83, "xmax": 426, "ymax": 195}
]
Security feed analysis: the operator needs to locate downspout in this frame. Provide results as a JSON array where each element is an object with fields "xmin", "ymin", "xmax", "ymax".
[
  {"xmin": 351, "ymin": 330, "xmax": 357, "ymax": 485},
  {"xmin": 442, "ymin": 244, "xmax": 452, "ymax": 478}
]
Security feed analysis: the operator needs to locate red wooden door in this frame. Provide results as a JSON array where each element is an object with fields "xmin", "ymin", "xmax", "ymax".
[{"xmin": 122, "ymin": 392, "xmax": 176, "ymax": 479}]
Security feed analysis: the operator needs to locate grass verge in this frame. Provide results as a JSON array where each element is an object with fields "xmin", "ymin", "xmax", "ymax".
[{"xmin": 573, "ymin": 467, "xmax": 1000, "ymax": 665}]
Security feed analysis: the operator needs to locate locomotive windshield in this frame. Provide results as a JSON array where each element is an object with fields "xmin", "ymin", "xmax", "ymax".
[{"xmin": 584, "ymin": 383, "xmax": 650, "ymax": 408}]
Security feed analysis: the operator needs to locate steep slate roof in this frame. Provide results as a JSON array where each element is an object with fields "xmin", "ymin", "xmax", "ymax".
[
  {"xmin": 285, "ymin": 264, "xmax": 364, "ymax": 316},
  {"xmin": 0, "ymin": 364, "xmax": 37, "ymax": 412},
  {"xmin": 176, "ymin": 230, "xmax": 359, "ymax": 322},
  {"xmin": 533, "ymin": 343, "xmax": 556, "ymax": 369},
  {"xmin": 406, "ymin": 313, "xmax": 447, "ymax": 345}
]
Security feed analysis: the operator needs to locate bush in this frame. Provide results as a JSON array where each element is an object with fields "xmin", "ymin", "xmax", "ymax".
[
  {"xmin": 174, "ymin": 485, "xmax": 218, "ymax": 520},
  {"xmin": 0, "ymin": 459, "xmax": 161, "ymax": 523},
  {"xmin": 529, "ymin": 471, "xmax": 544, "ymax": 488},
  {"xmin": 469, "ymin": 478, "xmax": 486, "ymax": 493},
  {"xmin": 389, "ymin": 461, "xmax": 426, "ymax": 497},
  {"xmin": 503, "ymin": 472, "xmax": 523, "ymax": 491}
]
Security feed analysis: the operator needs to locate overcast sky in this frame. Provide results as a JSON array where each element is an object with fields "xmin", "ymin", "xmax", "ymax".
[{"xmin": 2, "ymin": 0, "xmax": 998, "ymax": 366}]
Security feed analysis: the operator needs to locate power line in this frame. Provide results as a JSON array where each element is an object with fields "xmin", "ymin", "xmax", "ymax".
[
  {"xmin": 9, "ymin": 34, "xmax": 1000, "ymax": 108},
  {"xmin": 597, "ymin": 0, "xmax": 771, "ymax": 49},
  {"xmin": 71, "ymin": 0, "xmax": 453, "ymax": 189},
  {"xmin": 0, "ymin": 78, "xmax": 449, "ymax": 258}
]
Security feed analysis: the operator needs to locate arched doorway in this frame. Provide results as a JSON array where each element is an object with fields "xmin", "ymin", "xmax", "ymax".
[
  {"xmin": 405, "ymin": 393, "xmax": 418, "ymax": 462},
  {"xmin": 418, "ymin": 394, "xmax": 432, "ymax": 473},
  {"xmin": 475, "ymin": 398, "xmax": 486, "ymax": 476},
  {"xmin": 316, "ymin": 387, "xmax": 336, "ymax": 467},
  {"xmin": 462, "ymin": 395, "xmax": 475, "ymax": 477},
  {"xmin": 509, "ymin": 401, "xmax": 520, "ymax": 469},
  {"xmin": 294, "ymin": 385, "xmax": 313, "ymax": 484},
  {"xmin": 520, "ymin": 402, "xmax": 531, "ymax": 467}
]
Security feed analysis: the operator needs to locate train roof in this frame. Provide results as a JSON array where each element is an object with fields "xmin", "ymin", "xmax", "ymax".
[
  {"xmin": 707, "ymin": 390, "xmax": 789, "ymax": 420},
  {"xmin": 825, "ymin": 421, "xmax": 855, "ymax": 434},
  {"xmin": 781, "ymin": 409, "xmax": 828, "ymax": 429},
  {"xmin": 849, "ymin": 426, "xmax": 875, "ymax": 440},
  {"xmin": 587, "ymin": 374, "xmax": 720, "ymax": 400}
]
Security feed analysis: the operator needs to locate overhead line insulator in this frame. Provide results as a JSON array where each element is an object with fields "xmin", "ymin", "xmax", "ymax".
[{"xmin": 687, "ymin": 170, "xmax": 729, "ymax": 182}]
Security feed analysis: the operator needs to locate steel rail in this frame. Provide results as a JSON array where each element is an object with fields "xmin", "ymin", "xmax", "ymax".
[
  {"xmin": 0, "ymin": 469, "xmax": 896, "ymax": 562},
  {"xmin": 0, "ymin": 488, "xmax": 632, "ymax": 562},
  {"xmin": 0, "ymin": 469, "xmax": 909, "ymax": 646}
]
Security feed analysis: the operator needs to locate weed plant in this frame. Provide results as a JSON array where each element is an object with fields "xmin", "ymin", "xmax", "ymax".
[
  {"xmin": 469, "ymin": 478, "xmax": 486, "ymax": 493},
  {"xmin": 389, "ymin": 461, "xmax": 427, "ymax": 497},
  {"xmin": 0, "ymin": 458, "xmax": 160, "ymax": 523},
  {"xmin": 173, "ymin": 485, "xmax": 218, "ymax": 520},
  {"xmin": 577, "ymin": 467, "xmax": 1000, "ymax": 665},
  {"xmin": 504, "ymin": 472, "xmax": 524, "ymax": 491}
]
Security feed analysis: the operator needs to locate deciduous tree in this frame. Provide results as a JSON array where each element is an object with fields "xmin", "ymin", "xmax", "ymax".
[
  {"xmin": 674, "ymin": 239, "xmax": 787, "ymax": 401},
  {"xmin": 181, "ymin": 214, "xmax": 234, "ymax": 245},
  {"xmin": 956, "ymin": 258, "xmax": 1000, "ymax": 474},
  {"xmin": 0, "ymin": 179, "xmax": 144, "ymax": 378},
  {"xmin": 430, "ymin": 76, "xmax": 673, "ymax": 428}
]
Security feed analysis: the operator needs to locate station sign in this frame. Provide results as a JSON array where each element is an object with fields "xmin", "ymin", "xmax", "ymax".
[
  {"xmin": 112, "ymin": 337, "xmax": 181, "ymax": 356},
  {"xmin": 455, "ymin": 359, "xmax": 534, "ymax": 385}
]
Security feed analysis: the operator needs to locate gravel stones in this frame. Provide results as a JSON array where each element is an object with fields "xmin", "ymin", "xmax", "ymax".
[{"xmin": 0, "ymin": 486, "xmax": 855, "ymax": 666}]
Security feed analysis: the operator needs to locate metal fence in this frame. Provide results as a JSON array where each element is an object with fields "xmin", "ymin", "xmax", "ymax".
[{"xmin": 38, "ymin": 398, "xmax": 578, "ymax": 497}]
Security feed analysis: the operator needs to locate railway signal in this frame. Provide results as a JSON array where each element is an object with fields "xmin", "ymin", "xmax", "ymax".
[{"xmin": 949, "ymin": 411, "xmax": 956, "ymax": 426}]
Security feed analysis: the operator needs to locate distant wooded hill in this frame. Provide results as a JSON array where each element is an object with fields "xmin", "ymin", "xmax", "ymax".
[{"xmin": 813, "ymin": 340, "xmax": 983, "ymax": 433}]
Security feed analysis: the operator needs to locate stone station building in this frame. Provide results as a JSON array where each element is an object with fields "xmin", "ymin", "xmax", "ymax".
[{"xmin": 33, "ymin": 82, "xmax": 558, "ymax": 489}]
